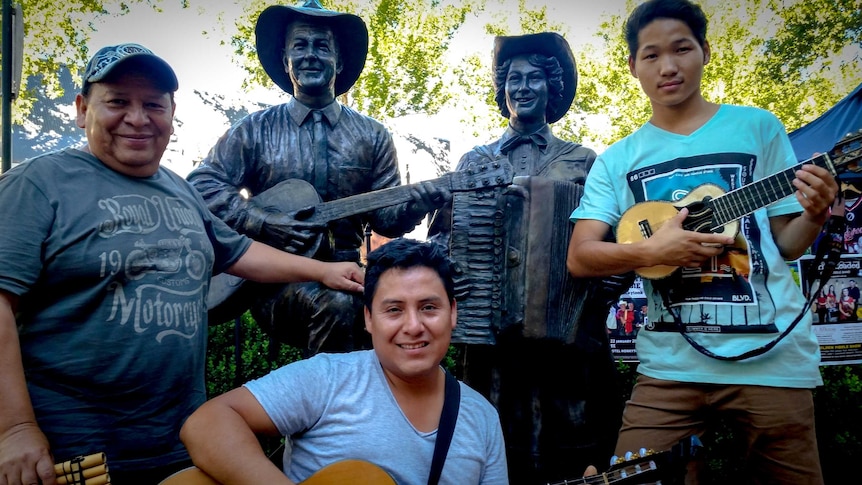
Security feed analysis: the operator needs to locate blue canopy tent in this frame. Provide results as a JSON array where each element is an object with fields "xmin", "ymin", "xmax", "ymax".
[
  {"xmin": 788, "ymin": 82, "xmax": 862, "ymax": 166},
  {"xmin": 789, "ymin": 83, "xmax": 862, "ymax": 257}
]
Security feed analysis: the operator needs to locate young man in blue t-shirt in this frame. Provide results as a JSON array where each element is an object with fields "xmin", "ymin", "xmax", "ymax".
[{"xmin": 567, "ymin": 0, "xmax": 837, "ymax": 482}]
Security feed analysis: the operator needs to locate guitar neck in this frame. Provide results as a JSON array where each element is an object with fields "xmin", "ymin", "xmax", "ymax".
[
  {"xmin": 290, "ymin": 158, "xmax": 512, "ymax": 225},
  {"xmin": 545, "ymin": 469, "xmax": 640, "ymax": 485},
  {"xmin": 306, "ymin": 174, "xmax": 462, "ymax": 224},
  {"xmin": 708, "ymin": 152, "xmax": 834, "ymax": 228},
  {"xmin": 546, "ymin": 435, "xmax": 704, "ymax": 485}
]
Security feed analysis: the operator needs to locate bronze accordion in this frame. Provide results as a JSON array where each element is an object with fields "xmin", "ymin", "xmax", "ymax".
[{"xmin": 448, "ymin": 175, "xmax": 591, "ymax": 344}]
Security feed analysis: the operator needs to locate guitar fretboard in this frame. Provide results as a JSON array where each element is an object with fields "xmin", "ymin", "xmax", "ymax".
[
  {"xmin": 309, "ymin": 183, "xmax": 428, "ymax": 224},
  {"xmin": 708, "ymin": 153, "xmax": 833, "ymax": 229},
  {"xmin": 305, "ymin": 160, "xmax": 513, "ymax": 225}
]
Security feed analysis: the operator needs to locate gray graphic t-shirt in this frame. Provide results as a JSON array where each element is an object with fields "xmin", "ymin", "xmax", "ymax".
[{"xmin": 0, "ymin": 148, "xmax": 250, "ymax": 470}]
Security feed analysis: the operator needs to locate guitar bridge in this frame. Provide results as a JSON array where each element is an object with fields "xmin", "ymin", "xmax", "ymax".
[{"xmin": 638, "ymin": 219, "xmax": 654, "ymax": 239}]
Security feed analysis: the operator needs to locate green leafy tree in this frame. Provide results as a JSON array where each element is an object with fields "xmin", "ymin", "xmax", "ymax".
[
  {"xmin": 573, "ymin": 0, "xmax": 862, "ymax": 147},
  {"xmin": 815, "ymin": 365, "xmax": 862, "ymax": 485},
  {"xmin": 1, "ymin": 0, "xmax": 182, "ymax": 124},
  {"xmin": 764, "ymin": 0, "xmax": 861, "ymax": 94}
]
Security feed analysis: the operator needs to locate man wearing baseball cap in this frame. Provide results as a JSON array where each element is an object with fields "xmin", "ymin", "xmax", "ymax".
[{"xmin": 0, "ymin": 42, "xmax": 365, "ymax": 484}]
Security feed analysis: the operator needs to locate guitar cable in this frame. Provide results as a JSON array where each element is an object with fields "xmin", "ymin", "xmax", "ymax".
[{"xmin": 655, "ymin": 198, "xmax": 845, "ymax": 362}]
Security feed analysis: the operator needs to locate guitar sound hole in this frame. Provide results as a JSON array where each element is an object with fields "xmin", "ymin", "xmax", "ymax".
[
  {"xmin": 684, "ymin": 199, "xmax": 715, "ymax": 233},
  {"xmin": 686, "ymin": 200, "xmax": 708, "ymax": 216}
]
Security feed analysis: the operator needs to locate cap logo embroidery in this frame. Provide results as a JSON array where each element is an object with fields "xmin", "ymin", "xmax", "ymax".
[{"xmin": 87, "ymin": 44, "xmax": 152, "ymax": 81}]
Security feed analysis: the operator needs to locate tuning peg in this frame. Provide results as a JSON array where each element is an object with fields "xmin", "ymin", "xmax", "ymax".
[{"xmin": 611, "ymin": 447, "xmax": 656, "ymax": 465}]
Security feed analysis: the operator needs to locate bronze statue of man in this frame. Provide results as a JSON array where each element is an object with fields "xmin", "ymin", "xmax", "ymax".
[
  {"xmin": 188, "ymin": 0, "xmax": 446, "ymax": 355},
  {"xmin": 429, "ymin": 32, "xmax": 632, "ymax": 483}
]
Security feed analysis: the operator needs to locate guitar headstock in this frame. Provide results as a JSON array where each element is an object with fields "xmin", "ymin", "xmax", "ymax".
[
  {"xmin": 447, "ymin": 159, "xmax": 514, "ymax": 192},
  {"xmin": 546, "ymin": 436, "xmax": 703, "ymax": 485},
  {"xmin": 548, "ymin": 436, "xmax": 703, "ymax": 485},
  {"xmin": 597, "ymin": 435, "xmax": 704, "ymax": 485},
  {"xmin": 830, "ymin": 129, "xmax": 862, "ymax": 174}
]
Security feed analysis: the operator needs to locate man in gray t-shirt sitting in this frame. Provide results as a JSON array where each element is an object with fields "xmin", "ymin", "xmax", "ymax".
[{"xmin": 179, "ymin": 238, "xmax": 509, "ymax": 484}]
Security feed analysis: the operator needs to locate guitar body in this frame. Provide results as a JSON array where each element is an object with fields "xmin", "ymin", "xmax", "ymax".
[
  {"xmin": 206, "ymin": 179, "xmax": 323, "ymax": 323},
  {"xmin": 617, "ymin": 184, "xmax": 739, "ymax": 280},
  {"xmin": 160, "ymin": 466, "xmax": 216, "ymax": 485},
  {"xmin": 159, "ymin": 460, "xmax": 396, "ymax": 485},
  {"xmin": 301, "ymin": 460, "xmax": 395, "ymax": 485},
  {"xmin": 616, "ymin": 200, "xmax": 681, "ymax": 280},
  {"xmin": 252, "ymin": 178, "xmax": 326, "ymax": 257}
]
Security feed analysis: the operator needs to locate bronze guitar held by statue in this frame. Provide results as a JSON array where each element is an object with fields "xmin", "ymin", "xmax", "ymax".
[{"xmin": 206, "ymin": 159, "xmax": 513, "ymax": 315}]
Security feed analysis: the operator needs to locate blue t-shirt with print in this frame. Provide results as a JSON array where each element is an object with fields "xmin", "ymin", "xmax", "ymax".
[{"xmin": 571, "ymin": 105, "xmax": 822, "ymax": 388}]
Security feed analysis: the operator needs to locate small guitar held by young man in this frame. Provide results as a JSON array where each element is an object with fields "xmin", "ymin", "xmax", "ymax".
[
  {"xmin": 617, "ymin": 130, "xmax": 862, "ymax": 279},
  {"xmin": 545, "ymin": 435, "xmax": 703, "ymax": 485},
  {"xmin": 207, "ymin": 159, "xmax": 513, "ymax": 312},
  {"xmin": 159, "ymin": 459, "xmax": 396, "ymax": 485}
]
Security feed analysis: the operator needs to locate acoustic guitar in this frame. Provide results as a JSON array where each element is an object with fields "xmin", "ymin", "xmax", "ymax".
[
  {"xmin": 207, "ymin": 159, "xmax": 513, "ymax": 313},
  {"xmin": 545, "ymin": 435, "xmax": 703, "ymax": 485},
  {"xmin": 159, "ymin": 459, "xmax": 396, "ymax": 485},
  {"xmin": 617, "ymin": 130, "xmax": 862, "ymax": 279},
  {"xmin": 159, "ymin": 437, "xmax": 701, "ymax": 485}
]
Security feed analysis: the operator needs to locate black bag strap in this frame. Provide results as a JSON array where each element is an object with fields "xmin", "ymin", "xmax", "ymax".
[
  {"xmin": 428, "ymin": 369, "xmax": 460, "ymax": 485},
  {"xmin": 656, "ymin": 199, "xmax": 845, "ymax": 361}
]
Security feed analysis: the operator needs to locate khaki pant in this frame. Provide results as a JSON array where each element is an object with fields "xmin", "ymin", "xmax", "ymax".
[{"xmin": 615, "ymin": 375, "xmax": 824, "ymax": 485}]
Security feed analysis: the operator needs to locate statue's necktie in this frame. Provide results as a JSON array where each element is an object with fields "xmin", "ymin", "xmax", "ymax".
[{"xmin": 312, "ymin": 110, "xmax": 328, "ymax": 198}]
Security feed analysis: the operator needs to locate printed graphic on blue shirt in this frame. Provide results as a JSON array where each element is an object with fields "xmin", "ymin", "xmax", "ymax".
[{"xmin": 627, "ymin": 153, "xmax": 777, "ymax": 332}]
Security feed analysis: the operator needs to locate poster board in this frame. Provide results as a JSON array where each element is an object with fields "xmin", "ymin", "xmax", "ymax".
[
  {"xmin": 609, "ymin": 266, "xmax": 862, "ymax": 365},
  {"xmin": 798, "ymin": 254, "xmax": 862, "ymax": 365},
  {"xmin": 607, "ymin": 276, "xmax": 645, "ymax": 363}
]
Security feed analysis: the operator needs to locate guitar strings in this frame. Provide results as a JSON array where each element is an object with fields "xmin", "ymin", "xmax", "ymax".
[{"xmin": 710, "ymin": 166, "xmax": 803, "ymax": 228}]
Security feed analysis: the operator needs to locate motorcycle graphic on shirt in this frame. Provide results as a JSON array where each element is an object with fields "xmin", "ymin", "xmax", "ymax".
[{"xmin": 125, "ymin": 235, "xmax": 207, "ymax": 281}]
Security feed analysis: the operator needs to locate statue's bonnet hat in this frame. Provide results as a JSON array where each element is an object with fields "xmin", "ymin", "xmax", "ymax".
[{"xmin": 493, "ymin": 32, "xmax": 577, "ymax": 123}]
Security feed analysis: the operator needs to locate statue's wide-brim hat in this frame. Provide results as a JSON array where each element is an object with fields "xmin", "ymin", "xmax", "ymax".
[
  {"xmin": 255, "ymin": 0, "xmax": 369, "ymax": 96},
  {"xmin": 492, "ymin": 32, "xmax": 577, "ymax": 124}
]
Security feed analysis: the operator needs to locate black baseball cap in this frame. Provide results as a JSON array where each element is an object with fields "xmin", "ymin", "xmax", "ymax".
[{"xmin": 82, "ymin": 43, "xmax": 179, "ymax": 93}]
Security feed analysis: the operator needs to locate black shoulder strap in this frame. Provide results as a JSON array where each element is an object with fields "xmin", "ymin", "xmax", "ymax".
[
  {"xmin": 657, "ymin": 203, "xmax": 845, "ymax": 361},
  {"xmin": 428, "ymin": 370, "xmax": 460, "ymax": 485}
]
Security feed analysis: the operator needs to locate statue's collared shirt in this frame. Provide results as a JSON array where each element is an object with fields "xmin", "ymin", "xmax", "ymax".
[
  {"xmin": 188, "ymin": 96, "xmax": 417, "ymax": 255},
  {"xmin": 430, "ymin": 123, "xmax": 596, "ymax": 248},
  {"xmin": 498, "ymin": 124, "xmax": 550, "ymax": 158},
  {"xmin": 285, "ymin": 95, "xmax": 342, "ymax": 128},
  {"xmin": 499, "ymin": 125, "xmax": 552, "ymax": 177},
  {"xmin": 492, "ymin": 124, "xmax": 594, "ymax": 180}
]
